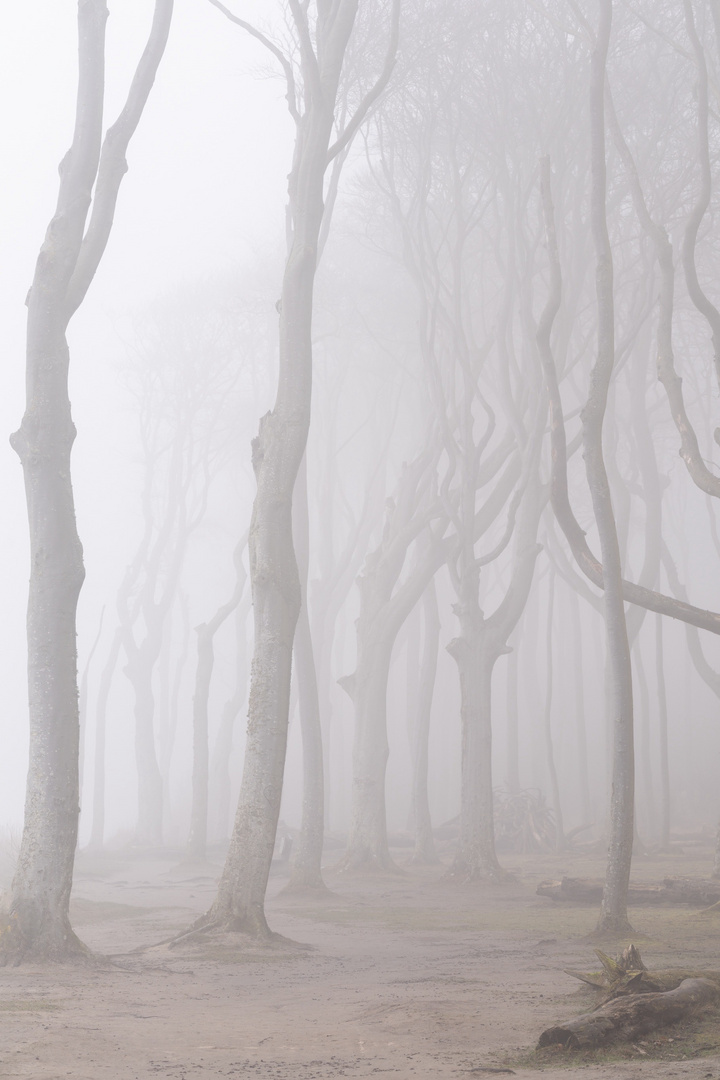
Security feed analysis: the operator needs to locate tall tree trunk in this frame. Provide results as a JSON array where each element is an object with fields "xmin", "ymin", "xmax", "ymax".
[
  {"xmin": 287, "ymin": 457, "xmax": 325, "ymax": 890},
  {"xmin": 2, "ymin": 0, "xmax": 172, "ymax": 962},
  {"xmin": 585, "ymin": 0, "xmax": 634, "ymax": 934},
  {"xmin": 446, "ymin": 628, "xmax": 506, "ymax": 881},
  {"xmin": 543, "ymin": 571, "xmax": 564, "ymax": 852},
  {"xmin": 569, "ymin": 588, "xmax": 592, "ymax": 828},
  {"xmin": 342, "ymin": 638, "xmax": 395, "ymax": 870},
  {"xmin": 505, "ymin": 638, "xmax": 521, "ymax": 795},
  {"xmin": 404, "ymin": 607, "xmax": 422, "ymax": 834},
  {"xmin": 8, "ymin": 321, "xmax": 87, "ymax": 960},
  {"xmin": 411, "ymin": 582, "xmax": 440, "ymax": 864},
  {"xmin": 196, "ymin": 0, "xmax": 400, "ymax": 936},
  {"xmin": 633, "ymin": 642, "xmax": 654, "ymax": 845},
  {"xmin": 655, "ymin": 615, "xmax": 671, "ymax": 852}
]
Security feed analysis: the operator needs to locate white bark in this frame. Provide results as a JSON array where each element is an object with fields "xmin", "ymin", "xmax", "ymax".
[{"xmin": 4, "ymin": 0, "xmax": 172, "ymax": 961}]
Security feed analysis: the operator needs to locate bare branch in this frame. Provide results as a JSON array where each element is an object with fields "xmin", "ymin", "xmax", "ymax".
[
  {"xmin": 33, "ymin": 0, "xmax": 107, "ymax": 308},
  {"xmin": 606, "ymin": 81, "xmax": 720, "ymax": 499},
  {"xmin": 326, "ymin": 0, "xmax": 400, "ymax": 165},
  {"xmin": 205, "ymin": 0, "xmax": 300, "ymax": 122},
  {"xmin": 64, "ymin": 0, "xmax": 174, "ymax": 318},
  {"xmin": 537, "ymin": 161, "xmax": 720, "ymax": 635}
]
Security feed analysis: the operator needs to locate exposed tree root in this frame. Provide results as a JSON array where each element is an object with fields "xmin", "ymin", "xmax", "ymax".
[
  {"xmin": 589, "ymin": 916, "xmax": 635, "ymax": 940},
  {"xmin": 0, "ymin": 909, "xmax": 91, "ymax": 966},
  {"xmin": 158, "ymin": 907, "xmax": 311, "ymax": 955}
]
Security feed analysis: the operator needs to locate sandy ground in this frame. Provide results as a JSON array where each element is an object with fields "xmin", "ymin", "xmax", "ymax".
[{"xmin": 1, "ymin": 843, "xmax": 719, "ymax": 1079}]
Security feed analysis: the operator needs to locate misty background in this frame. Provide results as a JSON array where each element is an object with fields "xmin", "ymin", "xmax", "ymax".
[{"xmin": 2, "ymin": 0, "xmax": 720, "ymax": 858}]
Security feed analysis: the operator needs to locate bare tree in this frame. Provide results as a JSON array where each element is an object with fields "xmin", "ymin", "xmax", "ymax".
[
  {"xmin": 187, "ymin": 0, "xmax": 399, "ymax": 939},
  {"xmin": 2, "ymin": 0, "xmax": 172, "ymax": 962}
]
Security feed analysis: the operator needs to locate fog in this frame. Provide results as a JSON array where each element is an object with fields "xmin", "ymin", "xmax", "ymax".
[{"xmin": 2, "ymin": 1, "xmax": 720, "ymax": 1074}]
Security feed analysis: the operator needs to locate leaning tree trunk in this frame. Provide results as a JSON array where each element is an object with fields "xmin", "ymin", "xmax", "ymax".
[
  {"xmin": 2, "ymin": 0, "xmax": 172, "ymax": 963},
  {"xmin": 584, "ymin": 0, "xmax": 635, "ymax": 934}
]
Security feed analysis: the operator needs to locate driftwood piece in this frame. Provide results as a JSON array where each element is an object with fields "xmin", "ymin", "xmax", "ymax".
[
  {"xmin": 538, "ymin": 977, "xmax": 720, "ymax": 1049},
  {"xmin": 537, "ymin": 876, "xmax": 720, "ymax": 906}
]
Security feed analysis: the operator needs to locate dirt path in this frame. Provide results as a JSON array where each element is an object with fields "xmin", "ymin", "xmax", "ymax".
[{"xmin": 1, "ymin": 847, "xmax": 719, "ymax": 1079}]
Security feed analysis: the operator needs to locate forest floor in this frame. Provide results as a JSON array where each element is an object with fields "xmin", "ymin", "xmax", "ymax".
[{"xmin": 1, "ymin": 840, "xmax": 720, "ymax": 1079}]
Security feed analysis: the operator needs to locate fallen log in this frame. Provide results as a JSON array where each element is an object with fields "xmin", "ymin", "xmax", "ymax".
[
  {"xmin": 537, "ymin": 876, "xmax": 720, "ymax": 906},
  {"xmin": 537, "ymin": 977, "xmax": 720, "ymax": 1049}
]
